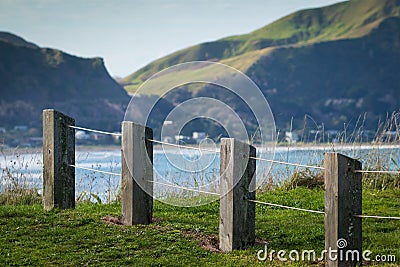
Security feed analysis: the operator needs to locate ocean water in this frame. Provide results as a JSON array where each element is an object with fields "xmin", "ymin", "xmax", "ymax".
[{"xmin": 1, "ymin": 145, "xmax": 399, "ymax": 202}]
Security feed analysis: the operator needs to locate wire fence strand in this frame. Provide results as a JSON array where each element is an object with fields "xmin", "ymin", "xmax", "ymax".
[
  {"xmin": 249, "ymin": 156, "xmax": 325, "ymax": 170},
  {"xmin": 147, "ymin": 180, "xmax": 220, "ymax": 196},
  {"xmin": 149, "ymin": 139, "xmax": 324, "ymax": 170},
  {"xmin": 69, "ymin": 164, "xmax": 121, "ymax": 176},
  {"xmin": 147, "ymin": 139, "xmax": 218, "ymax": 153},
  {"xmin": 63, "ymin": 128, "xmax": 400, "ymax": 174},
  {"xmin": 68, "ymin": 125, "xmax": 122, "ymax": 137},
  {"xmin": 248, "ymin": 199, "xmax": 325, "ymax": 214},
  {"xmin": 354, "ymin": 214, "xmax": 400, "ymax": 220}
]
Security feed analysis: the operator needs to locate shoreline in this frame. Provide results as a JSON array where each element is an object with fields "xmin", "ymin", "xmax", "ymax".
[{"xmin": 1, "ymin": 143, "xmax": 400, "ymax": 155}]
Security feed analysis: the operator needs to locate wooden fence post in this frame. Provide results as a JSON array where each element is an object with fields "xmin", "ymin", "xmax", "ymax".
[
  {"xmin": 219, "ymin": 138, "xmax": 256, "ymax": 252},
  {"xmin": 121, "ymin": 121, "xmax": 153, "ymax": 225},
  {"xmin": 324, "ymin": 152, "xmax": 362, "ymax": 267},
  {"xmin": 42, "ymin": 109, "xmax": 75, "ymax": 210}
]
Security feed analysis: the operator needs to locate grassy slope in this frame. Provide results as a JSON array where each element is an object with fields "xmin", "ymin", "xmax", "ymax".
[
  {"xmin": 122, "ymin": 0, "xmax": 400, "ymax": 94},
  {"xmin": 229, "ymin": 0, "xmax": 400, "ymax": 43},
  {"xmin": 1, "ymin": 188, "xmax": 399, "ymax": 266}
]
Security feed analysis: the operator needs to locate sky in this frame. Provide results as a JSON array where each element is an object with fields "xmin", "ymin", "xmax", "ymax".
[{"xmin": 0, "ymin": 0, "xmax": 345, "ymax": 77}]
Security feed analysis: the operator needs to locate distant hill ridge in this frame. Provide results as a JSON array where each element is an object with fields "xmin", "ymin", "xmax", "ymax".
[
  {"xmin": 0, "ymin": 32, "xmax": 130, "ymax": 131},
  {"xmin": 0, "ymin": 32, "xmax": 38, "ymax": 48},
  {"xmin": 121, "ymin": 0, "xmax": 400, "ymax": 131}
]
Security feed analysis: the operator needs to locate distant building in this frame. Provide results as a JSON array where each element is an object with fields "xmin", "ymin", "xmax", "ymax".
[
  {"xmin": 326, "ymin": 130, "xmax": 339, "ymax": 136},
  {"xmin": 174, "ymin": 135, "xmax": 191, "ymax": 144},
  {"xmin": 285, "ymin": 131, "xmax": 299, "ymax": 143},
  {"xmin": 362, "ymin": 130, "xmax": 375, "ymax": 142},
  {"xmin": 383, "ymin": 131, "xmax": 399, "ymax": 142},
  {"xmin": 162, "ymin": 136, "xmax": 173, "ymax": 143},
  {"xmin": 14, "ymin": 125, "xmax": 28, "ymax": 131},
  {"xmin": 326, "ymin": 130, "xmax": 340, "ymax": 143},
  {"xmin": 75, "ymin": 130, "xmax": 90, "ymax": 140},
  {"xmin": 162, "ymin": 120, "xmax": 174, "ymax": 142},
  {"xmin": 192, "ymin": 132, "xmax": 206, "ymax": 143},
  {"xmin": 111, "ymin": 133, "xmax": 121, "ymax": 142},
  {"xmin": 28, "ymin": 137, "xmax": 43, "ymax": 146}
]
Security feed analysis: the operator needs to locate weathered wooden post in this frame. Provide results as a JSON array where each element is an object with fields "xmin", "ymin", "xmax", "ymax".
[
  {"xmin": 121, "ymin": 121, "xmax": 153, "ymax": 225},
  {"xmin": 324, "ymin": 153, "xmax": 362, "ymax": 267},
  {"xmin": 42, "ymin": 109, "xmax": 75, "ymax": 210},
  {"xmin": 219, "ymin": 138, "xmax": 256, "ymax": 252}
]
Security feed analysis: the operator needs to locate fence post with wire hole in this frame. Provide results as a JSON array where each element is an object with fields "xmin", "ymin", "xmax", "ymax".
[
  {"xmin": 219, "ymin": 138, "xmax": 256, "ymax": 252},
  {"xmin": 324, "ymin": 153, "xmax": 362, "ymax": 267},
  {"xmin": 121, "ymin": 121, "xmax": 153, "ymax": 225},
  {"xmin": 42, "ymin": 109, "xmax": 75, "ymax": 210}
]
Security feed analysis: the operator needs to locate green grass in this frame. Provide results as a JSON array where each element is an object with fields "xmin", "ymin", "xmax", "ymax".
[{"xmin": 0, "ymin": 188, "xmax": 399, "ymax": 266}]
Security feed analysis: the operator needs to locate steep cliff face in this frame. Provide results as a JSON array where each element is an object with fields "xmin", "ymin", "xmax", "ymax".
[{"xmin": 0, "ymin": 32, "xmax": 130, "ymax": 131}]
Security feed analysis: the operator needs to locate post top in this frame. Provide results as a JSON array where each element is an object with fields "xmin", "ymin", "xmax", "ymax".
[
  {"xmin": 220, "ymin": 138, "xmax": 255, "ymax": 150},
  {"xmin": 121, "ymin": 121, "xmax": 153, "ymax": 133},
  {"xmin": 42, "ymin": 109, "xmax": 75, "ymax": 123}
]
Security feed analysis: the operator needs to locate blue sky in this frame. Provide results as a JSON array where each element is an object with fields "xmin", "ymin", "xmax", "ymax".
[{"xmin": 0, "ymin": 0, "xmax": 345, "ymax": 77}]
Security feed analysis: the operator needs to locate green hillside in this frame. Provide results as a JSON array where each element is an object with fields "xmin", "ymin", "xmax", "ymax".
[
  {"xmin": 227, "ymin": 0, "xmax": 400, "ymax": 44},
  {"xmin": 121, "ymin": 0, "xmax": 400, "ymax": 132},
  {"xmin": 0, "ymin": 32, "xmax": 130, "ymax": 132},
  {"xmin": 236, "ymin": 16, "xmax": 400, "ymax": 129},
  {"xmin": 122, "ymin": 0, "xmax": 400, "ymax": 94}
]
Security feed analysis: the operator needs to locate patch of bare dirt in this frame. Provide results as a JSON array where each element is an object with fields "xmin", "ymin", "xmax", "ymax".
[
  {"xmin": 181, "ymin": 230, "xmax": 221, "ymax": 253},
  {"xmin": 102, "ymin": 216, "xmax": 124, "ymax": 226},
  {"xmin": 102, "ymin": 216, "xmax": 165, "ymax": 226}
]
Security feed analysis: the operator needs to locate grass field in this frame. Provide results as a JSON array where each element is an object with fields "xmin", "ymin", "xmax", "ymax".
[{"xmin": 0, "ymin": 187, "xmax": 399, "ymax": 266}]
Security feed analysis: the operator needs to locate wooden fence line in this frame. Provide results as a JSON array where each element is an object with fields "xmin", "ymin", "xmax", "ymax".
[
  {"xmin": 43, "ymin": 109, "xmax": 368, "ymax": 266},
  {"xmin": 219, "ymin": 138, "xmax": 256, "ymax": 252},
  {"xmin": 324, "ymin": 153, "xmax": 362, "ymax": 267},
  {"xmin": 43, "ymin": 109, "xmax": 75, "ymax": 210},
  {"xmin": 121, "ymin": 121, "xmax": 153, "ymax": 225}
]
